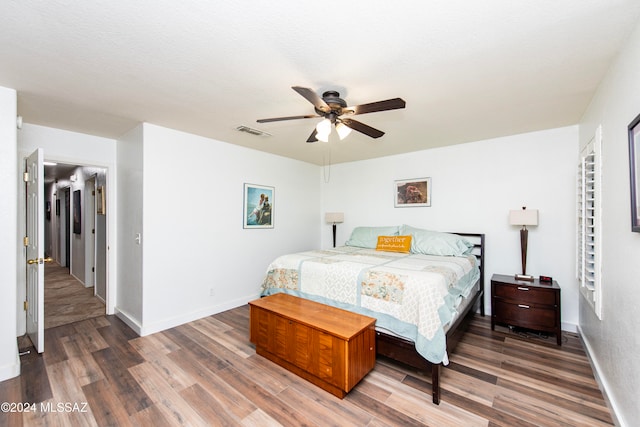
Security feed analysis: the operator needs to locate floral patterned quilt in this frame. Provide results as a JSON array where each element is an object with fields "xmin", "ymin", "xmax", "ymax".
[{"xmin": 260, "ymin": 246, "xmax": 480, "ymax": 364}]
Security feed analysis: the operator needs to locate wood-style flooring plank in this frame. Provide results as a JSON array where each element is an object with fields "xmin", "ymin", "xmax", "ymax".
[
  {"xmin": 214, "ymin": 365, "xmax": 321, "ymax": 427},
  {"xmin": 128, "ymin": 361, "xmax": 210, "ymax": 426},
  {"xmin": 64, "ymin": 351, "xmax": 104, "ymax": 387},
  {"xmin": 44, "ymin": 262, "xmax": 105, "ymax": 330},
  {"xmin": 128, "ymin": 404, "xmax": 177, "ymax": 427},
  {"xmin": 82, "ymin": 379, "xmax": 134, "ymax": 427},
  {"xmin": 42, "ymin": 323, "xmax": 77, "ymax": 366},
  {"xmin": 96, "ymin": 323, "xmax": 145, "ymax": 369},
  {"xmin": 90, "ymin": 347, "xmax": 152, "ymax": 416},
  {"xmin": 166, "ymin": 349, "xmax": 257, "ymax": 421},
  {"xmin": 345, "ymin": 388, "xmax": 431, "ymax": 427},
  {"xmin": 0, "ymin": 377, "xmax": 23, "ymax": 427},
  {"xmin": 179, "ymin": 383, "xmax": 241, "ymax": 427},
  {"xmin": 69, "ymin": 318, "xmax": 110, "ymax": 353},
  {"xmin": 496, "ymin": 378, "xmax": 613, "ymax": 424},
  {"xmin": 240, "ymin": 408, "xmax": 283, "ymax": 427},
  {"xmin": 366, "ymin": 369, "xmax": 487, "ymax": 427},
  {"xmin": 45, "ymin": 359, "xmax": 99, "ymax": 426},
  {"xmin": 19, "ymin": 350, "xmax": 52, "ymax": 405}
]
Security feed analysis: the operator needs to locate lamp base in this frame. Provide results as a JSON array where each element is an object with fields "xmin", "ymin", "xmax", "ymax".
[
  {"xmin": 515, "ymin": 274, "xmax": 535, "ymax": 282},
  {"xmin": 332, "ymin": 224, "xmax": 337, "ymax": 248}
]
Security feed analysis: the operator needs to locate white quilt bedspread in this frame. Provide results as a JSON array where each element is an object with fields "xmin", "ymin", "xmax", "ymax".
[{"xmin": 260, "ymin": 246, "xmax": 479, "ymax": 364}]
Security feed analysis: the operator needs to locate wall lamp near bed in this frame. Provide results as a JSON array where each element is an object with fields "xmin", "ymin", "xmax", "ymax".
[
  {"xmin": 325, "ymin": 212, "xmax": 344, "ymax": 248},
  {"xmin": 509, "ymin": 207, "xmax": 538, "ymax": 281}
]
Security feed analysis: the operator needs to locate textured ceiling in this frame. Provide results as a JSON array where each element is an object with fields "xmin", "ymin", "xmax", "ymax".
[{"xmin": 2, "ymin": 1, "xmax": 640, "ymax": 165}]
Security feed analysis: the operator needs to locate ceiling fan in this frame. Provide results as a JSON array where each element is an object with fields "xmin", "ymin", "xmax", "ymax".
[{"xmin": 257, "ymin": 86, "xmax": 406, "ymax": 143}]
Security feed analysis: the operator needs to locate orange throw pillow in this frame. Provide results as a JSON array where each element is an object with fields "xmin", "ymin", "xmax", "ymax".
[{"xmin": 376, "ymin": 235, "xmax": 412, "ymax": 253}]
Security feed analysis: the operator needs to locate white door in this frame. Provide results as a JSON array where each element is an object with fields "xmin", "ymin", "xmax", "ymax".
[{"xmin": 26, "ymin": 148, "xmax": 46, "ymax": 353}]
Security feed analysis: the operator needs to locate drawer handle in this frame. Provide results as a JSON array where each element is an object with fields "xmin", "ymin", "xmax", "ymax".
[
  {"xmin": 517, "ymin": 287, "xmax": 530, "ymax": 291},
  {"xmin": 518, "ymin": 304, "xmax": 530, "ymax": 309}
]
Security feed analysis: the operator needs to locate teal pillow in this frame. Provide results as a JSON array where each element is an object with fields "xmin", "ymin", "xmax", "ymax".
[
  {"xmin": 400, "ymin": 225, "xmax": 473, "ymax": 256},
  {"xmin": 345, "ymin": 226, "xmax": 400, "ymax": 248}
]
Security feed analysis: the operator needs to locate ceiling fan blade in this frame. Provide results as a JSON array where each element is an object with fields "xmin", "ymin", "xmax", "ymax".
[
  {"xmin": 340, "ymin": 118, "xmax": 385, "ymax": 139},
  {"xmin": 292, "ymin": 86, "xmax": 330, "ymax": 113},
  {"xmin": 306, "ymin": 129, "xmax": 318, "ymax": 143},
  {"xmin": 348, "ymin": 98, "xmax": 406, "ymax": 115},
  {"xmin": 257, "ymin": 114, "xmax": 319, "ymax": 123}
]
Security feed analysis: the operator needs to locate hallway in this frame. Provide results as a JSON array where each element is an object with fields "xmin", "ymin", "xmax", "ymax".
[{"xmin": 44, "ymin": 261, "xmax": 105, "ymax": 329}]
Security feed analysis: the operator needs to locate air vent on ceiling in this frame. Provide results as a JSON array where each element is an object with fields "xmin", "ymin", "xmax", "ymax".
[{"xmin": 236, "ymin": 125, "xmax": 271, "ymax": 137}]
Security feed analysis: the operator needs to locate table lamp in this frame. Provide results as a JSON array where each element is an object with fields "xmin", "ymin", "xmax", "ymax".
[
  {"xmin": 509, "ymin": 207, "xmax": 538, "ymax": 281},
  {"xmin": 325, "ymin": 212, "xmax": 344, "ymax": 248}
]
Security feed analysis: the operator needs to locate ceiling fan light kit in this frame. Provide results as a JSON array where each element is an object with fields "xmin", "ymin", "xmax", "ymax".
[
  {"xmin": 315, "ymin": 118, "xmax": 332, "ymax": 142},
  {"xmin": 335, "ymin": 122, "xmax": 352, "ymax": 140},
  {"xmin": 257, "ymin": 86, "xmax": 406, "ymax": 143}
]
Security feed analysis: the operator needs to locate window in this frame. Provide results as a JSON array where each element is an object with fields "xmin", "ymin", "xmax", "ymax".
[{"xmin": 577, "ymin": 126, "xmax": 602, "ymax": 319}]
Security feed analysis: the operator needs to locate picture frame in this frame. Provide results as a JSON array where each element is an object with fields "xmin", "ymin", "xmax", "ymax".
[
  {"xmin": 243, "ymin": 183, "xmax": 274, "ymax": 229},
  {"xmin": 628, "ymin": 113, "xmax": 640, "ymax": 232},
  {"xmin": 97, "ymin": 185, "xmax": 106, "ymax": 215},
  {"xmin": 73, "ymin": 189, "xmax": 81, "ymax": 234},
  {"xmin": 394, "ymin": 177, "xmax": 431, "ymax": 207}
]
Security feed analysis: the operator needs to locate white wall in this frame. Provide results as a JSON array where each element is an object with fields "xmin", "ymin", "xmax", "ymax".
[
  {"xmin": 321, "ymin": 126, "xmax": 578, "ymax": 329},
  {"xmin": 115, "ymin": 124, "xmax": 144, "ymax": 329},
  {"xmin": 17, "ymin": 124, "xmax": 118, "ymax": 334},
  {"xmin": 0, "ymin": 86, "xmax": 19, "ymax": 381},
  {"xmin": 124, "ymin": 123, "xmax": 320, "ymax": 335},
  {"xmin": 578, "ymin": 17, "xmax": 640, "ymax": 427}
]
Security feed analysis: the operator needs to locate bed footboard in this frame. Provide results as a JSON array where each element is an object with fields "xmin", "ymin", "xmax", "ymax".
[
  {"xmin": 375, "ymin": 287, "xmax": 483, "ymax": 404},
  {"xmin": 375, "ymin": 232, "xmax": 485, "ymax": 405}
]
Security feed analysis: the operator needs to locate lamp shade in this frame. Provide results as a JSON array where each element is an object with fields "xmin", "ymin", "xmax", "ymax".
[
  {"xmin": 509, "ymin": 208, "xmax": 538, "ymax": 226},
  {"xmin": 316, "ymin": 118, "xmax": 331, "ymax": 142},
  {"xmin": 325, "ymin": 212, "xmax": 344, "ymax": 223},
  {"xmin": 335, "ymin": 122, "xmax": 352, "ymax": 140}
]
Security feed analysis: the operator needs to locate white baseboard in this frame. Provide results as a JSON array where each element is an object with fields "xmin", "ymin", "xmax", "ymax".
[
  {"xmin": 70, "ymin": 271, "xmax": 87, "ymax": 288},
  {"xmin": 114, "ymin": 307, "xmax": 143, "ymax": 336},
  {"xmin": 561, "ymin": 321, "xmax": 577, "ymax": 333},
  {"xmin": 578, "ymin": 325, "xmax": 624, "ymax": 427},
  {"xmin": 113, "ymin": 293, "xmax": 261, "ymax": 338},
  {"xmin": 137, "ymin": 294, "xmax": 261, "ymax": 337}
]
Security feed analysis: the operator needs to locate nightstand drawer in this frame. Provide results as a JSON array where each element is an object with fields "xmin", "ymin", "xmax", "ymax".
[
  {"xmin": 493, "ymin": 300, "xmax": 557, "ymax": 329},
  {"xmin": 493, "ymin": 283, "xmax": 557, "ymax": 305}
]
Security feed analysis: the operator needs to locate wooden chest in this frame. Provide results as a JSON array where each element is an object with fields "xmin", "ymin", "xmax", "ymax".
[{"xmin": 249, "ymin": 293, "xmax": 376, "ymax": 398}]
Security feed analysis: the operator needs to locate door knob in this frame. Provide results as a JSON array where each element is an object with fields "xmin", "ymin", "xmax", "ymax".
[{"xmin": 27, "ymin": 257, "xmax": 53, "ymax": 265}]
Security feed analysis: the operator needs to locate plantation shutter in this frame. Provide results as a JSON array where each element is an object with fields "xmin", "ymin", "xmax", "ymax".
[{"xmin": 577, "ymin": 126, "xmax": 602, "ymax": 319}]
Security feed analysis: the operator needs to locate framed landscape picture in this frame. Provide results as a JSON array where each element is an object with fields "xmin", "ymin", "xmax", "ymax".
[
  {"xmin": 394, "ymin": 177, "xmax": 431, "ymax": 207},
  {"xmin": 244, "ymin": 183, "xmax": 274, "ymax": 229}
]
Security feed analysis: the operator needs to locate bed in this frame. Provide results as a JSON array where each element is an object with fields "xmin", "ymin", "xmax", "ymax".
[{"xmin": 259, "ymin": 225, "xmax": 485, "ymax": 404}]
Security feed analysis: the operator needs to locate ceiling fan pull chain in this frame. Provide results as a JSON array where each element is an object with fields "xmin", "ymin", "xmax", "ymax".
[{"xmin": 323, "ymin": 147, "xmax": 332, "ymax": 183}]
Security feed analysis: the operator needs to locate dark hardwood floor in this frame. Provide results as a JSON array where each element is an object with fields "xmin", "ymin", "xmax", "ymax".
[
  {"xmin": 1, "ymin": 305, "xmax": 614, "ymax": 426},
  {"xmin": 44, "ymin": 262, "xmax": 105, "ymax": 329}
]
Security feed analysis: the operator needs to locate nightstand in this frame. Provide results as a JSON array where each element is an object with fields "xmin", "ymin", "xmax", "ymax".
[{"xmin": 491, "ymin": 274, "xmax": 562, "ymax": 345}]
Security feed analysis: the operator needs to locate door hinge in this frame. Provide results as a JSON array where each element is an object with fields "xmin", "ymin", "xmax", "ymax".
[
  {"xmin": 23, "ymin": 236, "xmax": 29, "ymax": 246},
  {"xmin": 92, "ymin": 190, "xmax": 95, "ymax": 196},
  {"xmin": 23, "ymin": 301, "xmax": 28, "ymax": 311},
  {"xmin": 92, "ymin": 267, "xmax": 95, "ymax": 273},
  {"xmin": 23, "ymin": 172, "xmax": 29, "ymax": 182}
]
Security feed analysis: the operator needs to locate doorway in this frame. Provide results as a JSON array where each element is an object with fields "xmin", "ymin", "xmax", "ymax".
[{"xmin": 43, "ymin": 162, "xmax": 107, "ymax": 329}]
